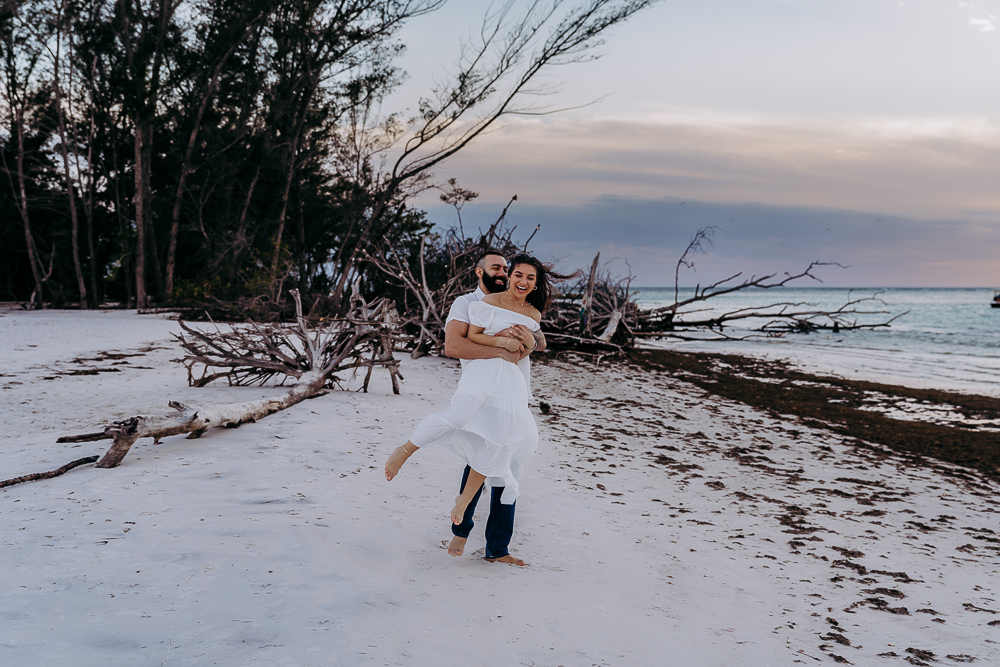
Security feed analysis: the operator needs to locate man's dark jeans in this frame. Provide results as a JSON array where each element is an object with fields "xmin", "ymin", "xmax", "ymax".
[{"xmin": 451, "ymin": 465, "xmax": 515, "ymax": 559}]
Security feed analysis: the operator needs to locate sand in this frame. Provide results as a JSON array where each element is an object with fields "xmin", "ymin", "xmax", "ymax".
[{"xmin": 2, "ymin": 309, "xmax": 998, "ymax": 666}]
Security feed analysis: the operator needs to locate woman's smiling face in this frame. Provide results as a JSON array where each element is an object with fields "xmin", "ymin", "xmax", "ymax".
[{"xmin": 508, "ymin": 263, "xmax": 537, "ymax": 299}]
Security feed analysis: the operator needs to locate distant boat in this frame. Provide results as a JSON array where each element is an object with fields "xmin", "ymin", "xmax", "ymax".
[{"xmin": 993, "ymin": 290, "xmax": 1000, "ymax": 308}]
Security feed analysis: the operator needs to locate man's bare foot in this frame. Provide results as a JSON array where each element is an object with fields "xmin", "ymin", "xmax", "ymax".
[
  {"xmin": 448, "ymin": 536, "xmax": 467, "ymax": 556},
  {"xmin": 450, "ymin": 495, "xmax": 473, "ymax": 525},
  {"xmin": 384, "ymin": 445, "xmax": 414, "ymax": 481},
  {"xmin": 485, "ymin": 554, "xmax": 528, "ymax": 566}
]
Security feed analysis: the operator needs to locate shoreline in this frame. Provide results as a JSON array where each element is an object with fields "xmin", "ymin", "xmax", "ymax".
[{"xmin": 2, "ymin": 310, "xmax": 999, "ymax": 665}]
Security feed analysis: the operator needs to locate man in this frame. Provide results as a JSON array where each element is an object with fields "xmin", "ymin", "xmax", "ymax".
[{"xmin": 442, "ymin": 249, "xmax": 545, "ymax": 566}]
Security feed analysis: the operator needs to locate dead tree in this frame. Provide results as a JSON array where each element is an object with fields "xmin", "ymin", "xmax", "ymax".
[
  {"xmin": 635, "ymin": 228, "xmax": 906, "ymax": 339},
  {"xmin": 640, "ymin": 293, "xmax": 905, "ymax": 341},
  {"xmin": 371, "ymin": 212, "xmax": 640, "ymax": 356},
  {"xmin": 370, "ymin": 218, "xmax": 906, "ymax": 356},
  {"xmin": 539, "ymin": 229, "xmax": 905, "ymax": 347},
  {"xmin": 365, "ymin": 196, "xmax": 521, "ymax": 357},
  {"xmin": 328, "ymin": 0, "xmax": 658, "ymax": 310},
  {"xmin": 56, "ymin": 287, "xmax": 403, "ymax": 470},
  {"xmin": 542, "ymin": 255, "xmax": 640, "ymax": 354}
]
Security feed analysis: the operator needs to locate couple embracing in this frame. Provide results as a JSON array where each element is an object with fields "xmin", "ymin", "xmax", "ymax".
[{"xmin": 385, "ymin": 249, "xmax": 564, "ymax": 566}]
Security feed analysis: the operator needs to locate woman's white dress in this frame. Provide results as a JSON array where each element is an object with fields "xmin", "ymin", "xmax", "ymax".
[{"xmin": 408, "ymin": 301, "xmax": 539, "ymax": 504}]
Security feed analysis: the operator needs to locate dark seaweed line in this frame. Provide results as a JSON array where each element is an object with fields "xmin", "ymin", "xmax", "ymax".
[{"xmin": 629, "ymin": 349, "xmax": 1000, "ymax": 481}]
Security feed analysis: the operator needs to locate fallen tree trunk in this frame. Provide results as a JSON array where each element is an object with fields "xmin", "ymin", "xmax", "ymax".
[
  {"xmin": 93, "ymin": 370, "xmax": 328, "ymax": 468},
  {"xmin": 46, "ymin": 287, "xmax": 404, "ymax": 474}
]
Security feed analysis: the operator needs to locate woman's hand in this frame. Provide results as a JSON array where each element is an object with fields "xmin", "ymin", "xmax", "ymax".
[
  {"xmin": 492, "ymin": 327, "xmax": 534, "ymax": 361},
  {"xmin": 508, "ymin": 324, "xmax": 536, "ymax": 351}
]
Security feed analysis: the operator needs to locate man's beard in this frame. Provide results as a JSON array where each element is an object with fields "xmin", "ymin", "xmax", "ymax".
[{"xmin": 484, "ymin": 274, "xmax": 508, "ymax": 294}]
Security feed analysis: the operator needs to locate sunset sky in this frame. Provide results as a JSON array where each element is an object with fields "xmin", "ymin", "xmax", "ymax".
[{"xmin": 392, "ymin": 0, "xmax": 1000, "ymax": 287}]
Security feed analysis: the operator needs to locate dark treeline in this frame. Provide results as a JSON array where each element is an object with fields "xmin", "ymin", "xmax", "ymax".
[{"xmin": 0, "ymin": 0, "xmax": 655, "ymax": 312}]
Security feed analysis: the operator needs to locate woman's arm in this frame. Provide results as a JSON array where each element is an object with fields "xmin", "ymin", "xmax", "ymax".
[
  {"xmin": 445, "ymin": 321, "xmax": 519, "ymax": 363},
  {"xmin": 468, "ymin": 325, "xmax": 524, "ymax": 357}
]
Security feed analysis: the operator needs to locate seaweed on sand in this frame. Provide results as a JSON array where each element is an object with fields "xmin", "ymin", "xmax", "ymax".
[{"xmin": 629, "ymin": 348, "xmax": 1000, "ymax": 481}]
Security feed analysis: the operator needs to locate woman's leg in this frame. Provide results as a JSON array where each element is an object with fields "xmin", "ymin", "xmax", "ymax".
[
  {"xmin": 384, "ymin": 442, "xmax": 418, "ymax": 481},
  {"xmin": 386, "ymin": 413, "xmax": 459, "ymax": 482},
  {"xmin": 449, "ymin": 466, "xmax": 483, "ymax": 556},
  {"xmin": 451, "ymin": 467, "xmax": 487, "ymax": 525}
]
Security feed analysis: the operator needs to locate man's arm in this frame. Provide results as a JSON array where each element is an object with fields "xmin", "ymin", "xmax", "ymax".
[
  {"xmin": 518, "ymin": 329, "xmax": 544, "ymax": 360},
  {"xmin": 444, "ymin": 320, "xmax": 520, "ymax": 363},
  {"xmin": 506, "ymin": 324, "xmax": 543, "ymax": 361},
  {"xmin": 532, "ymin": 329, "xmax": 546, "ymax": 353}
]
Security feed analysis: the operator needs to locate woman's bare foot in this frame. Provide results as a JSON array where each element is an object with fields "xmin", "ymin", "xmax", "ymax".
[
  {"xmin": 451, "ymin": 468, "xmax": 485, "ymax": 524},
  {"xmin": 485, "ymin": 554, "xmax": 528, "ymax": 566},
  {"xmin": 451, "ymin": 494, "xmax": 478, "ymax": 525},
  {"xmin": 447, "ymin": 536, "xmax": 467, "ymax": 556},
  {"xmin": 384, "ymin": 444, "xmax": 415, "ymax": 481}
]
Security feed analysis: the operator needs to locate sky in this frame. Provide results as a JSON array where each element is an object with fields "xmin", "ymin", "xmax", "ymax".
[{"xmin": 387, "ymin": 0, "xmax": 1000, "ymax": 287}]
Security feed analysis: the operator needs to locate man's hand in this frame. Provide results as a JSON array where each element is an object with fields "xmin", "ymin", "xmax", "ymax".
[{"xmin": 496, "ymin": 347, "xmax": 520, "ymax": 364}]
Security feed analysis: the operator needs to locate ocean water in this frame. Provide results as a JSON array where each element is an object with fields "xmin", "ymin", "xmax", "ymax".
[{"xmin": 633, "ymin": 287, "xmax": 1000, "ymax": 396}]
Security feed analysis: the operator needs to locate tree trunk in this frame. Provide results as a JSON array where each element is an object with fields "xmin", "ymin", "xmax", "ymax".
[
  {"xmin": 583, "ymin": 253, "xmax": 600, "ymax": 335},
  {"xmin": 166, "ymin": 24, "xmax": 261, "ymax": 298},
  {"xmin": 82, "ymin": 134, "xmax": 99, "ymax": 308},
  {"xmin": 134, "ymin": 118, "xmax": 150, "ymax": 309},
  {"xmin": 268, "ymin": 129, "xmax": 303, "ymax": 296},
  {"xmin": 330, "ymin": 193, "xmax": 394, "ymax": 312},
  {"xmin": 147, "ymin": 178, "xmax": 164, "ymax": 297},
  {"xmin": 53, "ymin": 0, "xmax": 88, "ymax": 308},
  {"xmin": 165, "ymin": 87, "xmax": 215, "ymax": 298},
  {"xmin": 65, "ymin": 172, "xmax": 87, "ymax": 307},
  {"xmin": 14, "ymin": 111, "xmax": 45, "ymax": 309},
  {"xmin": 56, "ymin": 104, "xmax": 87, "ymax": 308},
  {"xmin": 118, "ymin": 0, "xmax": 178, "ymax": 308},
  {"xmin": 94, "ymin": 370, "xmax": 328, "ymax": 468},
  {"xmin": 165, "ymin": 162, "xmax": 189, "ymax": 298},
  {"xmin": 235, "ymin": 163, "xmax": 261, "ymax": 242}
]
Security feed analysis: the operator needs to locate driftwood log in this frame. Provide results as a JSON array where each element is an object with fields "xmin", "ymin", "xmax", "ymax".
[
  {"xmin": 51, "ymin": 287, "xmax": 403, "ymax": 472},
  {"xmin": 91, "ymin": 371, "xmax": 330, "ymax": 468},
  {"xmin": 0, "ymin": 456, "xmax": 99, "ymax": 488}
]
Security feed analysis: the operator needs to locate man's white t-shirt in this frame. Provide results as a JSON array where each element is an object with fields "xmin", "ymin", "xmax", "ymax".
[
  {"xmin": 446, "ymin": 287, "xmax": 487, "ymax": 370},
  {"xmin": 447, "ymin": 287, "xmax": 487, "ymax": 325}
]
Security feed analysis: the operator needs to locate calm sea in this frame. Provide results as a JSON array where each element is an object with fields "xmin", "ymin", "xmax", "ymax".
[{"xmin": 633, "ymin": 287, "xmax": 1000, "ymax": 396}]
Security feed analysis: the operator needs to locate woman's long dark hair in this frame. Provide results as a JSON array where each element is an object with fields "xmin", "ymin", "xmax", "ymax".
[{"xmin": 508, "ymin": 254, "xmax": 578, "ymax": 313}]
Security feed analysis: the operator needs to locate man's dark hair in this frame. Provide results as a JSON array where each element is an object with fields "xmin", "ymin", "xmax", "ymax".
[{"xmin": 476, "ymin": 248, "xmax": 506, "ymax": 270}]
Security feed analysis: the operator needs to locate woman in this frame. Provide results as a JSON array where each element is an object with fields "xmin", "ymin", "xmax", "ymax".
[{"xmin": 384, "ymin": 254, "xmax": 557, "ymax": 525}]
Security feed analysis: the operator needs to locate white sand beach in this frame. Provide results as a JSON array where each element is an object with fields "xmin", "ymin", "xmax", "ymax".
[{"xmin": 2, "ymin": 309, "xmax": 998, "ymax": 666}]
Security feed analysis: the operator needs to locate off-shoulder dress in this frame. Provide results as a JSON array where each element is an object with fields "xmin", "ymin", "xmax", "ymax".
[{"xmin": 408, "ymin": 301, "xmax": 539, "ymax": 504}]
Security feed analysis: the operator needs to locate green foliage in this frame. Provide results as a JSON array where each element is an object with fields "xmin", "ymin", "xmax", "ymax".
[{"xmin": 0, "ymin": 0, "xmax": 654, "ymax": 311}]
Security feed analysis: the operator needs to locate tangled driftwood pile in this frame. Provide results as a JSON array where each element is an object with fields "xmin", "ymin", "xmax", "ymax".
[
  {"xmin": 367, "ymin": 220, "xmax": 904, "ymax": 358},
  {"xmin": 53, "ymin": 287, "xmax": 402, "ymax": 471}
]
